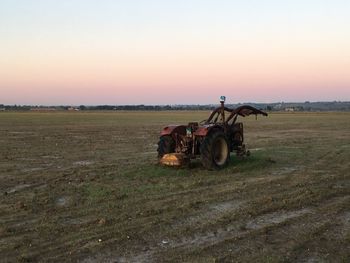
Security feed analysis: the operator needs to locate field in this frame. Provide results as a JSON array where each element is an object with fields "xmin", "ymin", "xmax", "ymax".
[{"xmin": 0, "ymin": 111, "xmax": 349, "ymax": 262}]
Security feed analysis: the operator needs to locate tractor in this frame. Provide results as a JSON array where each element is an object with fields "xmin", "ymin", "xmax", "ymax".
[{"xmin": 157, "ymin": 96, "xmax": 268, "ymax": 170}]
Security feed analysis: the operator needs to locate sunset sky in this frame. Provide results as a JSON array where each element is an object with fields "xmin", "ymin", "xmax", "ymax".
[{"xmin": 1, "ymin": 0, "xmax": 349, "ymax": 105}]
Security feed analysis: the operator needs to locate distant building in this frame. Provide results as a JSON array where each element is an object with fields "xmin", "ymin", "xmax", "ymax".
[
  {"xmin": 274, "ymin": 103, "xmax": 283, "ymax": 110},
  {"xmin": 68, "ymin": 107, "xmax": 79, "ymax": 111},
  {"xmin": 0, "ymin": 108, "xmax": 5, "ymax": 111},
  {"xmin": 285, "ymin": 107, "xmax": 295, "ymax": 112}
]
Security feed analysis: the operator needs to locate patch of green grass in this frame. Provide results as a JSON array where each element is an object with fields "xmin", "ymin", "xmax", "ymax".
[
  {"xmin": 135, "ymin": 183, "xmax": 165, "ymax": 194},
  {"xmin": 260, "ymin": 255, "xmax": 282, "ymax": 263},
  {"xmin": 82, "ymin": 183, "xmax": 113, "ymax": 203},
  {"xmin": 123, "ymin": 163, "xmax": 192, "ymax": 179},
  {"xmin": 229, "ymin": 151, "xmax": 277, "ymax": 173}
]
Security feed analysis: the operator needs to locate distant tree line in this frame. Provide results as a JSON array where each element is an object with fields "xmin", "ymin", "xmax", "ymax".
[
  {"xmin": 85, "ymin": 104, "xmax": 216, "ymax": 111},
  {"xmin": 1, "ymin": 101, "xmax": 350, "ymax": 112}
]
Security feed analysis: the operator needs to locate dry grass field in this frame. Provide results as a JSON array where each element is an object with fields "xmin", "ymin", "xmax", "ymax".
[{"xmin": 0, "ymin": 111, "xmax": 349, "ymax": 262}]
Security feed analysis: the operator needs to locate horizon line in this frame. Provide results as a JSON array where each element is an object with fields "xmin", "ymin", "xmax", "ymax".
[{"xmin": 1, "ymin": 100, "xmax": 350, "ymax": 107}]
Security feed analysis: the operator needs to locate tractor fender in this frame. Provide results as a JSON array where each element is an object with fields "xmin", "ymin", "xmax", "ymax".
[
  {"xmin": 194, "ymin": 124, "xmax": 224, "ymax": 137},
  {"xmin": 160, "ymin": 125, "xmax": 186, "ymax": 136}
]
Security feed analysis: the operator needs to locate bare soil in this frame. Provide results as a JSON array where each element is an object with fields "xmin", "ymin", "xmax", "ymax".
[{"xmin": 0, "ymin": 111, "xmax": 349, "ymax": 262}]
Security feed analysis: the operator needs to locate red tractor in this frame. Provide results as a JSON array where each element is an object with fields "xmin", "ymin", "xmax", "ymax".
[{"xmin": 157, "ymin": 97, "xmax": 268, "ymax": 169}]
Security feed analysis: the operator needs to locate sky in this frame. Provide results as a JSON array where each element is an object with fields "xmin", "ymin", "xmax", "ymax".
[{"xmin": 0, "ymin": 0, "xmax": 349, "ymax": 105}]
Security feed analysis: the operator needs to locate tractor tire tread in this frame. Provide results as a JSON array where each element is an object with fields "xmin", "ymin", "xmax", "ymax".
[
  {"xmin": 157, "ymin": 135, "xmax": 175, "ymax": 158},
  {"xmin": 200, "ymin": 130, "xmax": 230, "ymax": 170}
]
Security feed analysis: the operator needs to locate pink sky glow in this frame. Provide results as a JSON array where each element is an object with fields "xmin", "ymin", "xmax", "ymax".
[{"xmin": 1, "ymin": 0, "xmax": 349, "ymax": 105}]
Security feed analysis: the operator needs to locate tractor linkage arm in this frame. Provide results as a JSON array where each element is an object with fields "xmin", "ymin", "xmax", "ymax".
[{"xmin": 205, "ymin": 105, "xmax": 268, "ymax": 125}]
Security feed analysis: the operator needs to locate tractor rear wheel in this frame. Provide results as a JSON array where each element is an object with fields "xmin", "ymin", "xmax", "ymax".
[
  {"xmin": 200, "ymin": 131, "xmax": 230, "ymax": 170},
  {"xmin": 157, "ymin": 135, "xmax": 175, "ymax": 158}
]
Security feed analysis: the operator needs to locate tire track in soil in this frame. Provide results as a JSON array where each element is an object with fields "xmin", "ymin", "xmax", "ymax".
[
  {"xmin": 82, "ymin": 200, "xmax": 311, "ymax": 263},
  {"xmin": 80, "ymin": 164, "xmax": 319, "ymax": 263},
  {"xmin": 112, "ymin": 208, "xmax": 312, "ymax": 263},
  {"xmin": 86, "ymin": 195, "xmax": 350, "ymax": 263},
  {"xmin": 81, "ymin": 199, "xmax": 244, "ymax": 263}
]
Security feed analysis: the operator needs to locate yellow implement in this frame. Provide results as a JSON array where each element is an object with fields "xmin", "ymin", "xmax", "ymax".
[{"xmin": 159, "ymin": 153, "xmax": 189, "ymax": 167}]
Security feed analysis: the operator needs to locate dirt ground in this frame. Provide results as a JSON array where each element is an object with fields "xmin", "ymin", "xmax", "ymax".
[{"xmin": 0, "ymin": 111, "xmax": 349, "ymax": 262}]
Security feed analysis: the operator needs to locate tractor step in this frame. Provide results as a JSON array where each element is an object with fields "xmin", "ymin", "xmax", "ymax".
[{"xmin": 159, "ymin": 153, "xmax": 189, "ymax": 167}]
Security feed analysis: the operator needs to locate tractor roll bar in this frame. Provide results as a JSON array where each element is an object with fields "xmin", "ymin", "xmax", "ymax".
[{"xmin": 205, "ymin": 105, "xmax": 268, "ymax": 125}]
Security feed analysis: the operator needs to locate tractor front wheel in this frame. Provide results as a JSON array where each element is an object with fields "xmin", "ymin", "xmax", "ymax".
[
  {"xmin": 157, "ymin": 135, "xmax": 175, "ymax": 158},
  {"xmin": 200, "ymin": 131, "xmax": 230, "ymax": 170}
]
